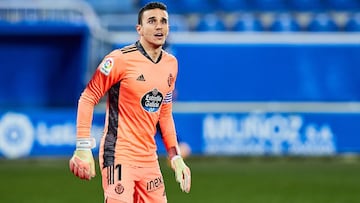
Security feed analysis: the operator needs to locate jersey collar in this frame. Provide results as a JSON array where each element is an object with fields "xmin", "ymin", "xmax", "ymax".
[{"xmin": 136, "ymin": 41, "xmax": 163, "ymax": 64}]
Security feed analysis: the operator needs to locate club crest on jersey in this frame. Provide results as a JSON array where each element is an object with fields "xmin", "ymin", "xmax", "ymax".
[
  {"xmin": 115, "ymin": 183, "xmax": 124, "ymax": 194},
  {"xmin": 141, "ymin": 88, "xmax": 163, "ymax": 112},
  {"xmin": 99, "ymin": 58, "xmax": 114, "ymax": 76}
]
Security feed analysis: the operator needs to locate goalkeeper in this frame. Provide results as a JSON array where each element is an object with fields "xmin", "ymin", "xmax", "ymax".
[{"xmin": 69, "ymin": 2, "xmax": 191, "ymax": 203}]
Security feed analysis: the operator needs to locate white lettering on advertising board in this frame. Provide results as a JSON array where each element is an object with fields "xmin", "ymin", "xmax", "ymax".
[{"xmin": 203, "ymin": 113, "xmax": 335, "ymax": 155}]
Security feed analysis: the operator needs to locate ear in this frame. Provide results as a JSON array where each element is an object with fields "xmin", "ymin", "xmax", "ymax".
[{"xmin": 136, "ymin": 24, "xmax": 142, "ymax": 35}]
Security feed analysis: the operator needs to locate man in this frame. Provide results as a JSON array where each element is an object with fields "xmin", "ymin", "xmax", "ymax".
[{"xmin": 69, "ymin": 2, "xmax": 191, "ymax": 203}]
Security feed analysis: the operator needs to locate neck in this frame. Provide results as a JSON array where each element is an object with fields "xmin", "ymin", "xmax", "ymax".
[{"xmin": 139, "ymin": 39, "xmax": 162, "ymax": 61}]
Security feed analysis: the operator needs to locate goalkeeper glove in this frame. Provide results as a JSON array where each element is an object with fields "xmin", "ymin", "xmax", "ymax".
[
  {"xmin": 69, "ymin": 138, "xmax": 96, "ymax": 180},
  {"xmin": 171, "ymin": 155, "xmax": 191, "ymax": 193}
]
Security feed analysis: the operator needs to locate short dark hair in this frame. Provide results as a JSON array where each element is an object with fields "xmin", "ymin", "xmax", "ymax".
[{"xmin": 138, "ymin": 2, "xmax": 167, "ymax": 25}]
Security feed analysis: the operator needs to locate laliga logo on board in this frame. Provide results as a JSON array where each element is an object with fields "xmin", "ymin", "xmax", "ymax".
[{"xmin": 0, "ymin": 113, "xmax": 34, "ymax": 159}]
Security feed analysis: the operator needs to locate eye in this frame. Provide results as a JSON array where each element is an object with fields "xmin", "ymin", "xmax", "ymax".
[
  {"xmin": 148, "ymin": 19, "xmax": 155, "ymax": 24},
  {"xmin": 161, "ymin": 19, "xmax": 168, "ymax": 24}
]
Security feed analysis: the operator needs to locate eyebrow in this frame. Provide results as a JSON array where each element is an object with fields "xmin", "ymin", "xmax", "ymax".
[{"xmin": 147, "ymin": 16, "xmax": 168, "ymax": 21}]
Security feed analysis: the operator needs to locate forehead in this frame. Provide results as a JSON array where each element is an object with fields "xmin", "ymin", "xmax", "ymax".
[{"xmin": 142, "ymin": 8, "xmax": 168, "ymax": 20}]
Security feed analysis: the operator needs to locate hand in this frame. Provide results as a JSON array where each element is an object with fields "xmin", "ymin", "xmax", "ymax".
[
  {"xmin": 69, "ymin": 138, "xmax": 96, "ymax": 180},
  {"xmin": 171, "ymin": 155, "xmax": 191, "ymax": 193}
]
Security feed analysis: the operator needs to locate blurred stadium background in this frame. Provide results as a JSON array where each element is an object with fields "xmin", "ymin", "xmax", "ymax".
[{"xmin": 1, "ymin": 0, "xmax": 360, "ymax": 202}]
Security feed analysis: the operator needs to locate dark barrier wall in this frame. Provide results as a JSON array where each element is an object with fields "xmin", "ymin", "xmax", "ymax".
[{"xmin": 0, "ymin": 23, "xmax": 90, "ymax": 108}]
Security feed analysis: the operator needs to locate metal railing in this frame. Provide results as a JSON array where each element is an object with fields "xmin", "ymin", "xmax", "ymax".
[{"xmin": 0, "ymin": 0, "xmax": 109, "ymax": 40}]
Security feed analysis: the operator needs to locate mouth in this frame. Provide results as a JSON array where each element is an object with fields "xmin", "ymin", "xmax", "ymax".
[{"xmin": 154, "ymin": 33, "xmax": 164, "ymax": 39}]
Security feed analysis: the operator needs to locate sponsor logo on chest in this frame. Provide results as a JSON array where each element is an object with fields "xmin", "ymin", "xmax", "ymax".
[{"xmin": 141, "ymin": 88, "xmax": 163, "ymax": 112}]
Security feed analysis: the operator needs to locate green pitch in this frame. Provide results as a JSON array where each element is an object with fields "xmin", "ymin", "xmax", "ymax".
[{"xmin": 1, "ymin": 156, "xmax": 360, "ymax": 203}]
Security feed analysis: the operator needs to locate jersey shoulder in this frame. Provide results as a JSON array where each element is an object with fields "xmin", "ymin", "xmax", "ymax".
[
  {"xmin": 105, "ymin": 44, "xmax": 138, "ymax": 57},
  {"xmin": 98, "ymin": 45, "xmax": 136, "ymax": 76},
  {"xmin": 120, "ymin": 44, "xmax": 138, "ymax": 54},
  {"xmin": 162, "ymin": 49, "xmax": 178, "ymax": 63}
]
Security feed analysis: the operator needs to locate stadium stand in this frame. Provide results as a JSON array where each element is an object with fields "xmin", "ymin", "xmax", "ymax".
[
  {"xmin": 343, "ymin": 12, "xmax": 360, "ymax": 31},
  {"xmin": 138, "ymin": 0, "xmax": 182, "ymax": 14},
  {"xmin": 230, "ymin": 13, "xmax": 264, "ymax": 32},
  {"xmin": 85, "ymin": 0, "xmax": 135, "ymax": 14},
  {"xmin": 194, "ymin": 14, "xmax": 227, "ymax": 31},
  {"xmin": 169, "ymin": 14, "xmax": 191, "ymax": 31},
  {"xmin": 182, "ymin": 0, "xmax": 213, "ymax": 14},
  {"xmin": 307, "ymin": 13, "xmax": 340, "ymax": 31},
  {"xmin": 135, "ymin": 0, "xmax": 360, "ymax": 33},
  {"xmin": 251, "ymin": 0, "xmax": 288, "ymax": 11},
  {"xmin": 326, "ymin": 0, "xmax": 360, "ymax": 11},
  {"xmin": 287, "ymin": 0, "xmax": 325, "ymax": 11},
  {"xmin": 1, "ymin": 0, "xmax": 360, "ymax": 34},
  {"xmin": 99, "ymin": 13, "xmax": 137, "ymax": 32},
  {"xmin": 0, "ymin": 0, "xmax": 97, "ymax": 107},
  {"xmin": 215, "ymin": 0, "xmax": 250, "ymax": 12},
  {"xmin": 269, "ymin": 13, "xmax": 301, "ymax": 32}
]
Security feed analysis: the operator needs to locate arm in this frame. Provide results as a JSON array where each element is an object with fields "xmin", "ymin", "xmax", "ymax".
[
  {"xmin": 158, "ymin": 95, "xmax": 179, "ymax": 159},
  {"xmin": 70, "ymin": 54, "xmax": 123, "ymax": 180},
  {"xmin": 159, "ymin": 91, "xmax": 191, "ymax": 193},
  {"xmin": 69, "ymin": 72, "xmax": 105, "ymax": 180}
]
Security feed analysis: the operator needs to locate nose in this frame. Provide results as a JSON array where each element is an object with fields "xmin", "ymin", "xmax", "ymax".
[{"xmin": 155, "ymin": 22, "xmax": 163, "ymax": 29}]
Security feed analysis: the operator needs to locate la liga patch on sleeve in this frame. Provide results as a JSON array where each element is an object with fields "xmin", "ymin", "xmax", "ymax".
[{"xmin": 99, "ymin": 58, "xmax": 114, "ymax": 76}]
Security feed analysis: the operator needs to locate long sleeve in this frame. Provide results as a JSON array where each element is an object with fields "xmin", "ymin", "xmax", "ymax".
[
  {"xmin": 76, "ymin": 51, "xmax": 124, "ymax": 138},
  {"xmin": 159, "ymin": 95, "xmax": 179, "ymax": 151}
]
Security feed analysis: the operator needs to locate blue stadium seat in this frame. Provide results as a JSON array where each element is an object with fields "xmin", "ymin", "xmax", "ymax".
[
  {"xmin": 139, "ymin": 0, "xmax": 156, "ymax": 5},
  {"xmin": 169, "ymin": 15, "xmax": 190, "ymax": 32},
  {"xmin": 180, "ymin": 0, "xmax": 216, "ymax": 14},
  {"xmin": 86, "ymin": 0, "xmax": 135, "ymax": 14},
  {"xmin": 251, "ymin": 0, "xmax": 287, "ymax": 11},
  {"xmin": 215, "ymin": 0, "xmax": 250, "ymax": 12},
  {"xmin": 269, "ymin": 13, "xmax": 301, "ymax": 32},
  {"xmin": 138, "ymin": 0, "xmax": 181, "ymax": 14},
  {"xmin": 344, "ymin": 13, "xmax": 360, "ymax": 31},
  {"xmin": 231, "ymin": 13, "xmax": 264, "ymax": 32},
  {"xmin": 287, "ymin": 0, "xmax": 325, "ymax": 11},
  {"xmin": 307, "ymin": 13, "xmax": 339, "ymax": 32},
  {"xmin": 325, "ymin": 0, "xmax": 360, "ymax": 10},
  {"xmin": 100, "ymin": 14, "xmax": 137, "ymax": 32},
  {"xmin": 138, "ymin": 0, "xmax": 174, "ymax": 6},
  {"xmin": 195, "ymin": 14, "xmax": 227, "ymax": 31}
]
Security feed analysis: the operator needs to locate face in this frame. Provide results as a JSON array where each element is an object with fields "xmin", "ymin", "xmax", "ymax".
[{"xmin": 137, "ymin": 8, "xmax": 169, "ymax": 48}]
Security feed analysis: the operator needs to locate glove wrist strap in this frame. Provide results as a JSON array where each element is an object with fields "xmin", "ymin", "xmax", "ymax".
[
  {"xmin": 76, "ymin": 138, "xmax": 96, "ymax": 150},
  {"xmin": 171, "ymin": 155, "xmax": 182, "ymax": 162}
]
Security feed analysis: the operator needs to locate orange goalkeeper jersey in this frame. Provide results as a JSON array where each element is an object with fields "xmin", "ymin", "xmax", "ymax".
[{"xmin": 76, "ymin": 41, "xmax": 179, "ymax": 168}]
